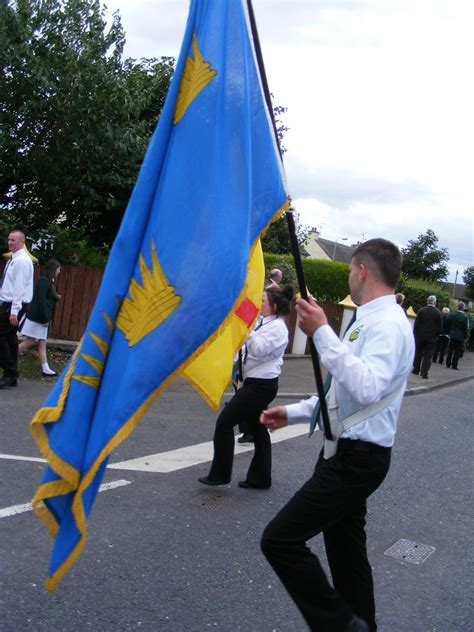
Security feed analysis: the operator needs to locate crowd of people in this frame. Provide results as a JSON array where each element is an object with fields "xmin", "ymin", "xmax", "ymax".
[{"xmin": 412, "ymin": 295, "xmax": 470, "ymax": 379}]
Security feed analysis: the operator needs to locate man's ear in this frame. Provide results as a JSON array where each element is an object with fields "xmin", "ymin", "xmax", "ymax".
[{"xmin": 359, "ymin": 263, "xmax": 369, "ymax": 280}]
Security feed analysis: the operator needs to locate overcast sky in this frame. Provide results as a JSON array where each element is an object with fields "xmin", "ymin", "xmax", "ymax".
[{"xmin": 106, "ymin": 0, "xmax": 473, "ymax": 282}]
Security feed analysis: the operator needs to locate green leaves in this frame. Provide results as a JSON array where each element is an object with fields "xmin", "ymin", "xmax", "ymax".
[
  {"xmin": 1, "ymin": 0, "xmax": 174, "ymax": 246},
  {"xmin": 401, "ymin": 229, "xmax": 449, "ymax": 283}
]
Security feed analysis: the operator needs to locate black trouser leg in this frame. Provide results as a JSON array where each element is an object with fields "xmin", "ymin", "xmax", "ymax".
[
  {"xmin": 420, "ymin": 339, "xmax": 436, "ymax": 377},
  {"xmin": 261, "ymin": 445, "xmax": 390, "ymax": 632},
  {"xmin": 412, "ymin": 341, "xmax": 423, "ymax": 373},
  {"xmin": 438, "ymin": 337, "xmax": 449, "ymax": 363},
  {"xmin": 324, "ymin": 504, "xmax": 376, "ymax": 631},
  {"xmin": 0, "ymin": 308, "xmax": 19, "ymax": 377},
  {"xmin": 447, "ymin": 339, "xmax": 462, "ymax": 369},
  {"xmin": 245, "ymin": 410, "xmax": 273, "ymax": 487},
  {"xmin": 207, "ymin": 378, "xmax": 277, "ymax": 483}
]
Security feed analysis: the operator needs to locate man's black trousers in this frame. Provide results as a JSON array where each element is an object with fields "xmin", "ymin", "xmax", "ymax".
[
  {"xmin": 261, "ymin": 439, "xmax": 391, "ymax": 632},
  {"xmin": 0, "ymin": 302, "xmax": 22, "ymax": 377}
]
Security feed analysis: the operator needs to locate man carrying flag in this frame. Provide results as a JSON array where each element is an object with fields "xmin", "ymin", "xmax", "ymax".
[
  {"xmin": 31, "ymin": 0, "xmax": 287, "ymax": 590},
  {"xmin": 260, "ymin": 239, "xmax": 415, "ymax": 631}
]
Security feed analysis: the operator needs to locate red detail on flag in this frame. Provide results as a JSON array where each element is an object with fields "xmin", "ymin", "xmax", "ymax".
[{"xmin": 235, "ymin": 298, "xmax": 258, "ymax": 326}]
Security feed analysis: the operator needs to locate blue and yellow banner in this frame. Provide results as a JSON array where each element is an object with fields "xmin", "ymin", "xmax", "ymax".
[{"xmin": 31, "ymin": 0, "xmax": 288, "ymax": 590}]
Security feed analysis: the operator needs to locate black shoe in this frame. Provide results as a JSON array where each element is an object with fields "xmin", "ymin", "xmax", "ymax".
[
  {"xmin": 238, "ymin": 480, "xmax": 271, "ymax": 490},
  {"xmin": 452, "ymin": 367, "xmax": 460, "ymax": 370},
  {"xmin": 237, "ymin": 434, "xmax": 254, "ymax": 444},
  {"xmin": 432, "ymin": 358, "xmax": 437, "ymax": 363},
  {"xmin": 412, "ymin": 370, "xmax": 419, "ymax": 375},
  {"xmin": 421, "ymin": 374, "xmax": 428, "ymax": 379},
  {"xmin": 345, "ymin": 615, "xmax": 369, "ymax": 631},
  {"xmin": 0, "ymin": 375, "xmax": 18, "ymax": 388},
  {"xmin": 42, "ymin": 371, "xmax": 58, "ymax": 377},
  {"xmin": 198, "ymin": 476, "xmax": 230, "ymax": 486}
]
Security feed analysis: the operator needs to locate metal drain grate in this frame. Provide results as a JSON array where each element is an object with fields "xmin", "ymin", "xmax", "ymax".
[
  {"xmin": 384, "ymin": 539, "xmax": 436, "ymax": 564},
  {"xmin": 190, "ymin": 491, "xmax": 234, "ymax": 510}
]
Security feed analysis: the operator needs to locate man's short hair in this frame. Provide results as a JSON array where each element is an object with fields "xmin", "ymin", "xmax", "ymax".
[
  {"xmin": 442, "ymin": 307, "xmax": 450, "ymax": 315},
  {"xmin": 458, "ymin": 301, "xmax": 465, "ymax": 310},
  {"xmin": 427, "ymin": 295, "xmax": 437, "ymax": 305},
  {"xmin": 270, "ymin": 268, "xmax": 282, "ymax": 279},
  {"xmin": 9, "ymin": 229, "xmax": 26, "ymax": 242},
  {"xmin": 351, "ymin": 238, "xmax": 402, "ymax": 288}
]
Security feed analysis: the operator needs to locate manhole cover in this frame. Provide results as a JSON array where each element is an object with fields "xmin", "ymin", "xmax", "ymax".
[
  {"xmin": 190, "ymin": 492, "xmax": 234, "ymax": 510},
  {"xmin": 384, "ymin": 539, "xmax": 435, "ymax": 564}
]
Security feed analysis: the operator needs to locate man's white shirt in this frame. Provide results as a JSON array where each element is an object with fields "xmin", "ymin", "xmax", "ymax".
[
  {"xmin": 0, "ymin": 249, "xmax": 34, "ymax": 315},
  {"xmin": 287, "ymin": 295, "xmax": 415, "ymax": 447}
]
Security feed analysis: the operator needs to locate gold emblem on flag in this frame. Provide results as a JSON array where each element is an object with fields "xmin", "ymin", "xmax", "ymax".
[
  {"xmin": 116, "ymin": 242, "xmax": 181, "ymax": 346},
  {"xmin": 73, "ymin": 314, "xmax": 113, "ymax": 389},
  {"xmin": 173, "ymin": 33, "xmax": 216, "ymax": 124}
]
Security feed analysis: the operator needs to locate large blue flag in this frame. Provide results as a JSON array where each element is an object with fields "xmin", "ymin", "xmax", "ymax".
[{"xmin": 31, "ymin": 0, "xmax": 288, "ymax": 590}]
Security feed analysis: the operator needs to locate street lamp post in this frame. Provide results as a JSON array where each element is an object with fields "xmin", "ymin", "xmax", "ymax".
[
  {"xmin": 452, "ymin": 269, "xmax": 459, "ymax": 299},
  {"xmin": 332, "ymin": 237, "xmax": 348, "ymax": 260}
]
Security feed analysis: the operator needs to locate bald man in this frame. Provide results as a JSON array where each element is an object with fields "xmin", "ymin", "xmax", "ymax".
[{"xmin": 0, "ymin": 230, "xmax": 34, "ymax": 388}]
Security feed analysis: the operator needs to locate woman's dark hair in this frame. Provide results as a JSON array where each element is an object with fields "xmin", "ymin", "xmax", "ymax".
[
  {"xmin": 44, "ymin": 259, "xmax": 61, "ymax": 287},
  {"xmin": 265, "ymin": 284, "xmax": 294, "ymax": 316}
]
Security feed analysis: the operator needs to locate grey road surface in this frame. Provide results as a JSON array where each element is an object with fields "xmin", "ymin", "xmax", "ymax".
[{"xmin": 0, "ymin": 378, "xmax": 472, "ymax": 631}]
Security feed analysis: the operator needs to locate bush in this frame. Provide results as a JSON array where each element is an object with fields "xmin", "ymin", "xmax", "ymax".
[
  {"xmin": 397, "ymin": 276, "xmax": 450, "ymax": 313},
  {"xmin": 302, "ymin": 259, "xmax": 350, "ymax": 302},
  {"xmin": 263, "ymin": 253, "xmax": 349, "ymax": 302}
]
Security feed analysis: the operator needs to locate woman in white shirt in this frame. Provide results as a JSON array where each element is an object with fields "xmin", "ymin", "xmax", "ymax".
[{"xmin": 199, "ymin": 285, "xmax": 293, "ymax": 490}]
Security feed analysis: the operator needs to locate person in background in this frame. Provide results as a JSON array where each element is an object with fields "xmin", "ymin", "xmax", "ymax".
[
  {"xmin": 0, "ymin": 230, "xmax": 34, "ymax": 388},
  {"xmin": 199, "ymin": 284, "xmax": 293, "ymax": 490},
  {"xmin": 395, "ymin": 292, "xmax": 405, "ymax": 306},
  {"xmin": 432, "ymin": 307, "xmax": 451, "ymax": 365},
  {"xmin": 412, "ymin": 295, "xmax": 442, "ymax": 379},
  {"xmin": 18, "ymin": 259, "xmax": 61, "ymax": 376},
  {"xmin": 267, "ymin": 268, "xmax": 282, "ymax": 288},
  {"xmin": 445, "ymin": 301, "xmax": 469, "ymax": 370}
]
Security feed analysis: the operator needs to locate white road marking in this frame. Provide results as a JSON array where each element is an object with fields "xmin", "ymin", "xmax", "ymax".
[
  {"xmin": 0, "ymin": 454, "xmax": 47, "ymax": 463},
  {"xmin": 108, "ymin": 423, "xmax": 311, "ymax": 473},
  {"xmin": 0, "ymin": 479, "xmax": 131, "ymax": 519}
]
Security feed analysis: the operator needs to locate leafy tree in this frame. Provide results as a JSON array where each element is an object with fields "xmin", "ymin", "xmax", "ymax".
[
  {"xmin": 261, "ymin": 211, "xmax": 308, "ymax": 255},
  {"xmin": 463, "ymin": 266, "xmax": 474, "ymax": 299},
  {"xmin": 401, "ymin": 229, "xmax": 449, "ymax": 283},
  {"xmin": 0, "ymin": 0, "xmax": 174, "ymax": 246}
]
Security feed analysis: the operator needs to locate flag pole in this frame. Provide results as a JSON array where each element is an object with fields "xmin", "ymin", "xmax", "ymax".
[{"xmin": 246, "ymin": 0, "xmax": 333, "ymax": 440}]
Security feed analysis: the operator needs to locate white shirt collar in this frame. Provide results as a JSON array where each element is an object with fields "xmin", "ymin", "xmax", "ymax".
[{"xmin": 356, "ymin": 294, "xmax": 396, "ymax": 320}]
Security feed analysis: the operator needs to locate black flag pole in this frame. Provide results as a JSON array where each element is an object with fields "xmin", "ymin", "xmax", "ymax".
[{"xmin": 246, "ymin": 0, "xmax": 333, "ymax": 440}]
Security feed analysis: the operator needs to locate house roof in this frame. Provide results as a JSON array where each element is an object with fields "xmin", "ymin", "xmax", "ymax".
[{"xmin": 317, "ymin": 238, "xmax": 355, "ymax": 263}]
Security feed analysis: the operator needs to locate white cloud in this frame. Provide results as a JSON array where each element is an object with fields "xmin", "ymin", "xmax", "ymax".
[{"xmin": 106, "ymin": 0, "xmax": 474, "ymax": 276}]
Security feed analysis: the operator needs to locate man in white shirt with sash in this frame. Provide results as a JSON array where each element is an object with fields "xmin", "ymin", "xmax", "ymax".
[
  {"xmin": 0, "ymin": 230, "xmax": 34, "ymax": 388},
  {"xmin": 260, "ymin": 238, "xmax": 414, "ymax": 632}
]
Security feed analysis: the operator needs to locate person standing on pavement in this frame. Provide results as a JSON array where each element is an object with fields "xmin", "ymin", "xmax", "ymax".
[
  {"xmin": 199, "ymin": 284, "xmax": 293, "ymax": 490},
  {"xmin": 412, "ymin": 295, "xmax": 442, "ymax": 379},
  {"xmin": 267, "ymin": 268, "xmax": 282, "ymax": 288},
  {"xmin": 445, "ymin": 301, "xmax": 469, "ymax": 370},
  {"xmin": 0, "ymin": 230, "xmax": 34, "ymax": 388},
  {"xmin": 432, "ymin": 307, "xmax": 451, "ymax": 364},
  {"xmin": 259, "ymin": 238, "xmax": 414, "ymax": 632},
  {"xmin": 18, "ymin": 259, "xmax": 61, "ymax": 376}
]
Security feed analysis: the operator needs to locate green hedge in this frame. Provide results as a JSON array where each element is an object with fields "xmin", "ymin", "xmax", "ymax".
[
  {"xmin": 263, "ymin": 255, "xmax": 453, "ymax": 311},
  {"xmin": 263, "ymin": 254, "xmax": 350, "ymax": 302},
  {"xmin": 397, "ymin": 276, "xmax": 451, "ymax": 313}
]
